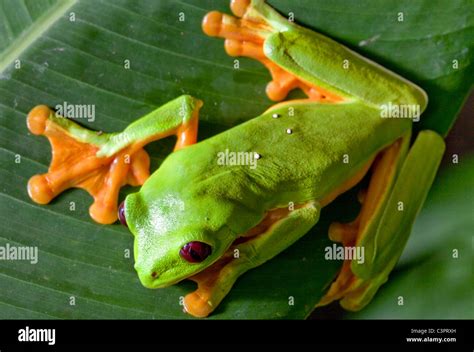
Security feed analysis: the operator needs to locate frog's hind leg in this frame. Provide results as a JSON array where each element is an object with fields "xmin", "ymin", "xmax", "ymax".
[
  {"xmin": 318, "ymin": 131, "xmax": 445, "ymax": 310},
  {"xmin": 27, "ymin": 96, "xmax": 202, "ymax": 224},
  {"xmin": 202, "ymin": 2, "xmax": 306, "ymax": 102},
  {"xmin": 203, "ymin": 0, "xmax": 342, "ymax": 102}
]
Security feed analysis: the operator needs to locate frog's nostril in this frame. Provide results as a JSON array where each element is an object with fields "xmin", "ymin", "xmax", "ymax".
[
  {"xmin": 118, "ymin": 201, "xmax": 127, "ymax": 227},
  {"xmin": 151, "ymin": 271, "xmax": 157, "ymax": 278}
]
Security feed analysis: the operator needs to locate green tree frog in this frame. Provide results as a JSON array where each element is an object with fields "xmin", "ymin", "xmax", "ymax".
[{"xmin": 27, "ymin": 0, "xmax": 445, "ymax": 318}]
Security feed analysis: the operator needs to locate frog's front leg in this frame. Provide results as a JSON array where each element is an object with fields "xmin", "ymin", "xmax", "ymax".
[
  {"xmin": 318, "ymin": 131, "xmax": 445, "ymax": 310},
  {"xmin": 27, "ymin": 95, "xmax": 202, "ymax": 224},
  {"xmin": 184, "ymin": 201, "xmax": 321, "ymax": 318}
]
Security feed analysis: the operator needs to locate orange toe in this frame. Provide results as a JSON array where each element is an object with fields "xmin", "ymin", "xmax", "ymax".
[
  {"xmin": 184, "ymin": 291, "xmax": 213, "ymax": 318},
  {"xmin": 202, "ymin": 11, "xmax": 224, "ymax": 37},
  {"xmin": 230, "ymin": 0, "xmax": 250, "ymax": 17},
  {"xmin": 27, "ymin": 175, "xmax": 54, "ymax": 204},
  {"xmin": 89, "ymin": 201, "xmax": 118, "ymax": 225}
]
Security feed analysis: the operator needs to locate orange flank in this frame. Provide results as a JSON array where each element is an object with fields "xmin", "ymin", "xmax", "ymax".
[
  {"xmin": 26, "ymin": 105, "xmax": 199, "ymax": 224},
  {"xmin": 202, "ymin": 0, "xmax": 343, "ymax": 103}
]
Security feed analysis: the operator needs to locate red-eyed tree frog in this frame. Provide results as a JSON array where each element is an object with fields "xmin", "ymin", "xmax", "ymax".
[{"xmin": 27, "ymin": 0, "xmax": 445, "ymax": 318}]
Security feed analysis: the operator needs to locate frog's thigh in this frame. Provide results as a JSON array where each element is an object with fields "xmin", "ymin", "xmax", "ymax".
[{"xmin": 184, "ymin": 201, "xmax": 321, "ymax": 318}]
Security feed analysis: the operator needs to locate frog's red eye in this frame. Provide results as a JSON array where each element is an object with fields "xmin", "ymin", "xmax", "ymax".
[
  {"xmin": 180, "ymin": 242, "xmax": 212, "ymax": 263},
  {"xmin": 118, "ymin": 201, "xmax": 127, "ymax": 227}
]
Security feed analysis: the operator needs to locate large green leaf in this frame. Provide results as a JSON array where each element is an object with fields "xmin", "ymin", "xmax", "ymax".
[{"xmin": 0, "ymin": 0, "xmax": 472, "ymax": 319}]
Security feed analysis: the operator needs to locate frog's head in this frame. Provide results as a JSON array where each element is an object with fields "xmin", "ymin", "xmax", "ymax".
[{"xmin": 121, "ymin": 187, "xmax": 242, "ymax": 289}]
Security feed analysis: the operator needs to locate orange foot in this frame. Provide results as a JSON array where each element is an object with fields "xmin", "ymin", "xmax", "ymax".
[
  {"xmin": 27, "ymin": 104, "xmax": 199, "ymax": 224},
  {"xmin": 202, "ymin": 0, "xmax": 342, "ymax": 102},
  {"xmin": 183, "ymin": 254, "xmax": 234, "ymax": 318}
]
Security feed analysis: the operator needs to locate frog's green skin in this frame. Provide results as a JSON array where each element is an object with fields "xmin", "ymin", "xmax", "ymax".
[
  {"xmin": 123, "ymin": 0, "xmax": 445, "ymax": 317},
  {"xmin": 128, "ymin": 103, "xmax": 406, "ymax": 281}
]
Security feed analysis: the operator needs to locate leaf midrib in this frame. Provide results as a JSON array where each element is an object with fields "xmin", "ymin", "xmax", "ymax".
[{"xmin": 0, "ymin": 0, "xmax": 77, "ymax": 75}]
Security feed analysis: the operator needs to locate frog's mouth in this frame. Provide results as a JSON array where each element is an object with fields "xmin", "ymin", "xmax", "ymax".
[{"xmin": 183, "ymin": 205, "xmax": 299, "ymax": 317}]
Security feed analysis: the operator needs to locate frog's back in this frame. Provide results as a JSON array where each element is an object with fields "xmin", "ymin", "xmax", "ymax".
[{"xmin": 158, "ymin": 101, "xmax": 410, "ymax": 210}]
